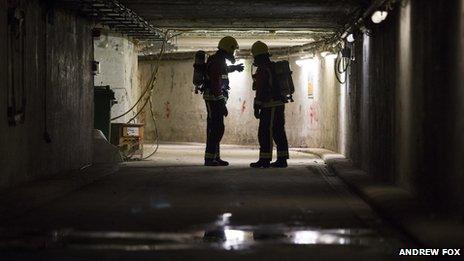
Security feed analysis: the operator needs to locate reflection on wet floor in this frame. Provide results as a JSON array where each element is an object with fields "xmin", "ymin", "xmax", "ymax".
[
  {"xmin": 199, "ymin": 212, "xmax": 389, "ymax": 250},
  {"xmin": 202, "ymin": 226, "xmax": 382, "ymax": 250},
  {"xmin": 0, "ymin": 145, "xmax": 410, "ymax": 258},
  {"xmin": 0, "ymin": 176, "xmax": 405, "ymax": 254},
  {"xmin": 0, "ymin": 222, "xmax": 394, "ymax": 252}
]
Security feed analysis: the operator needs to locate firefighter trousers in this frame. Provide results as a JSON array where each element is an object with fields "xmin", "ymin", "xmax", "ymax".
[
  {"xmin": 258, "ymin": 105, "xmax": 289, "ymax": 160},
  {"xmin": 205, "ymin": 100, "xmax": 225, "ymax": 160}
]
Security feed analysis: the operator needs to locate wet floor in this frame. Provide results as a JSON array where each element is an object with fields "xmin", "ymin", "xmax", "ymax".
[{"xmin": 0, "ymin": 144, "xmax": 427, "ymax": 260}]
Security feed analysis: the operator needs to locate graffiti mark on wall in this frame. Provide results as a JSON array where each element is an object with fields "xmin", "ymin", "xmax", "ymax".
[
  {"xmin": 164, "ymin": 101, "xmax": 171, "ymax": 118},
  {"xmin": 241, "ymin": 100, "xmax": 247, "ymax": 114},
  {"xmin": 309, "ymin": 104, "xmax": 318, "ymax": 124},
  {"xmin": 170, "ymin": 68, "xmax": 175, "ymax": 92}
]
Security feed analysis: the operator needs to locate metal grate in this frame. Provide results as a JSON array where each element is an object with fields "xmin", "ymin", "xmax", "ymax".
[{"xmin": 58, "ymin": 0, "xmax": 166, "ymax": 41}]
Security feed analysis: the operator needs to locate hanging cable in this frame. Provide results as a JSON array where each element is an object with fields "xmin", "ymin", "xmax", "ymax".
[
  {"xmin": 7, "ymin": 6, "xmax": 27, "ymax": 126},
  {"xmin": 43, "ymin": 6, "xmax": 52, "ymax": 143},
  {"xmin": 126, "ymin": 31, "xmax": 168, "ymax": 124},
  {"xmin": 139, "ymin": 32, "xmax": 168, "ymax": 159},
  {"xmin": 110, "ymin": 30, "xmax": 169, "ymax": 121},
  {"xmin": 142, "ymin": 97, "xmax": 160, "ymax": 160},
  {"xmin": 110, "ymin": 80, "xmax": 151, "ymax": 121},
  {"xmin": 126, "ymin": 92, "xmax": 151, "ymax": 123},
  {"xmin": 121, "ymin": 30, "xmax": 169, "ymax": 160}
]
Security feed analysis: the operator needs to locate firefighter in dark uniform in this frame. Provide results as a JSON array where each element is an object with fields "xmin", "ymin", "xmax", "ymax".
[
  {"xmin": 203, "ymin": 36, "xmax": 244, "ymax": 166},
  {"xmin": 250, "ymin": 41, "xmax": 289, "ymax": 168}
]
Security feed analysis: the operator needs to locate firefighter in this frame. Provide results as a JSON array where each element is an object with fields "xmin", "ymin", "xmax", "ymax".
[
  {"xmin": 250, "ymin": 41, "xmax": 289, "ymax": 168},
  {"xmin": 203, "ymin": 36, "xmax": 244, "ymax": 166}
]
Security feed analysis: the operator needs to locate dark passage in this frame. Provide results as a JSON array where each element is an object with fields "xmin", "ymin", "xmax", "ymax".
[{"xmin": 1, "ymin": 0, "xmax": 464, "ymax": 260}]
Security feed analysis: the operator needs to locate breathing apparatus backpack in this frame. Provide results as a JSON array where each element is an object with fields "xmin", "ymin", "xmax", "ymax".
[
  {"xmin": 192, "ymin": 50, "xmax": 231, "ymax": 97},
  {"xmin": 272, "ymin": 60, "xmax": 295, "ymax": 102},
  {"xmin": 192, "ymin": 50, "xmax": 207, "ymax": 94}
]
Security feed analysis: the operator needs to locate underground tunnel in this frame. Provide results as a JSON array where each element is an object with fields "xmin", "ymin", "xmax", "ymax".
[{"xmin": 1, "ymin": 0, "xmax": 464, "ymax": 260}]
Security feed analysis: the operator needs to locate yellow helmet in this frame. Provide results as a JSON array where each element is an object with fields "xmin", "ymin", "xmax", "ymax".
[
  {"xmin": 218, "ymin": 36, "xmax": 239, "ymax": 54},
  {"xmin": 251, "ymin": 41, "xmax": 269, "ymax": 57}
]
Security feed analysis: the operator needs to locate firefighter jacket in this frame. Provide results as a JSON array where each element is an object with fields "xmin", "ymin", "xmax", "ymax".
[
  {"xmin": 203, "ymin": 51, "xmax": 230, "ymax": 102},
  {"xmin": 252, "ymin": 61, "xmax": 284, "ymax": 109}
]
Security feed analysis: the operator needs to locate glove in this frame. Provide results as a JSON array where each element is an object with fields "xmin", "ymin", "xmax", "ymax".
[
  {"xmin": 254, "ymin": 109, "xmax": 260, "ymax": 119},
  {"xmin": 233, "ymin": 63, "xmax": 244, "ymax": 72}
]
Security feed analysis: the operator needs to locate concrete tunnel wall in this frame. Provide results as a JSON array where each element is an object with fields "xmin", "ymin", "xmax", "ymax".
[
  {"xmin": 344, "ymin": 0, "xmax": 464, "ymax": 214},
  {"xmin": 0, "ymin": 1, "xmax": 94, "ymax": 189},
  {"xmin": 94, "ymin": 32, "xmax": 141, "ymax": 124},
  {"xmin": 138, "ymin": 56, "xmax": 342, "ymax": 151}
]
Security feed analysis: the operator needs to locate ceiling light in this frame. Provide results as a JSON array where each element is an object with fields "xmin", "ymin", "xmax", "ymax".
[{"xmin": 371, "ymin": 10, "xmax": 388, "ymax": 24}]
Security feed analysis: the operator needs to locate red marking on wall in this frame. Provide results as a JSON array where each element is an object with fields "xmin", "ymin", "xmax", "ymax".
[
  {"xmin": 164, "ymin": 102, "xmax": 171, "ymax": 118},
  {"xmin": 309, "ymin": 104, "xmax": 318, "ymax": 124},
  {"xmin": 241, "ymin": 100, "xmax": 247, "ymax": 114}
]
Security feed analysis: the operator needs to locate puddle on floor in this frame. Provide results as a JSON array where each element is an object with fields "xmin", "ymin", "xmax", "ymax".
[
  {"xmin": 0, "ymin": 213, "xmax": 397, "ymax": 252},
  {"xmin": 0, "ymin": 225, "xmax": 390, "ymax": 251}
]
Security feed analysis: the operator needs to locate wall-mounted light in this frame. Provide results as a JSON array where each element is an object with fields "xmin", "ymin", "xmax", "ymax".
[
  {"xmin": 346, "ymin": 34, "xmax": 355, "ymax": 43},
  {"xmin": 371, "ymin": 10, "xmax": 388, "ymax": 24}
]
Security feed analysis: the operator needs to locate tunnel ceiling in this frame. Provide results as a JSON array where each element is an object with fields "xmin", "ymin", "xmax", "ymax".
[
  {"xmin": 118, "ymin": 0, "xmax": 365, "ymax": 30},
  {"xmin": 118, "ymin": 0, "xmax": 368, "ymax": 52}
]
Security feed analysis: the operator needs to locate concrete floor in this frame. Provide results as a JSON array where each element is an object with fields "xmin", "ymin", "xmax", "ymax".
[{"xmin": 1, "ymin": 144, "xmax": 425, "ymax": 260}]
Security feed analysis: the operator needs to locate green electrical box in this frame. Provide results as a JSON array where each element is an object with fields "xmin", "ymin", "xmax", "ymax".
[{"xmin": 94, "ymin": 85, "xmax": 116, "ymax": 140}]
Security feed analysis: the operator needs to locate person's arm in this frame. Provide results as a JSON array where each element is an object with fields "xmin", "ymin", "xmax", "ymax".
[{"xmin": 227, "ymin": 63, "xmax": 244, "ymax": 73}]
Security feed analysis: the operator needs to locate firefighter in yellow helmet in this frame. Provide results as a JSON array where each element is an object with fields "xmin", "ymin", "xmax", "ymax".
[
  {"xmin": 250, "ymin": 41, "xmax": 289, "ymax": 168},
  {"xmin": 203, "ymin": 36, "xmax": 244, "ymax": 166}
]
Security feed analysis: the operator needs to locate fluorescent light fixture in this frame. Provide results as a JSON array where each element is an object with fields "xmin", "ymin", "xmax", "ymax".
[
  {"xmin": 347, "ymin": 34, "xmax": 355, "ymax": 43},
  {"xmin": 371, "ymin": 10, "xmax": 388, "ymax": 24}
]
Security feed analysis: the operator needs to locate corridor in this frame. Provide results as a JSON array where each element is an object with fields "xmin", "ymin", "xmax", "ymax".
[
  {"xmin": 2, "ymin": 0, "xmax": 464, "ymax": 259},
  {"xmin": 1, "ymin": 144, "xmax": 416, "ymax": 260}
]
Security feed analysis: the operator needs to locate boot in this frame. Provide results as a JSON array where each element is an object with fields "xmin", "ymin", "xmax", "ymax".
[
  {"xmin": 205, "ymin": 159, "xmax": 220, "ymax": 166},
  {"xmin": 250, "ymin": 159, "xmax": 270, "ymax": 168},
  {"xmin": 270, "ymin": 158, "xmax": 288, "ymax": 168},
  {"xmin": 215, "ymin": 158, "xmax": 229, "ymax": 166}
]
